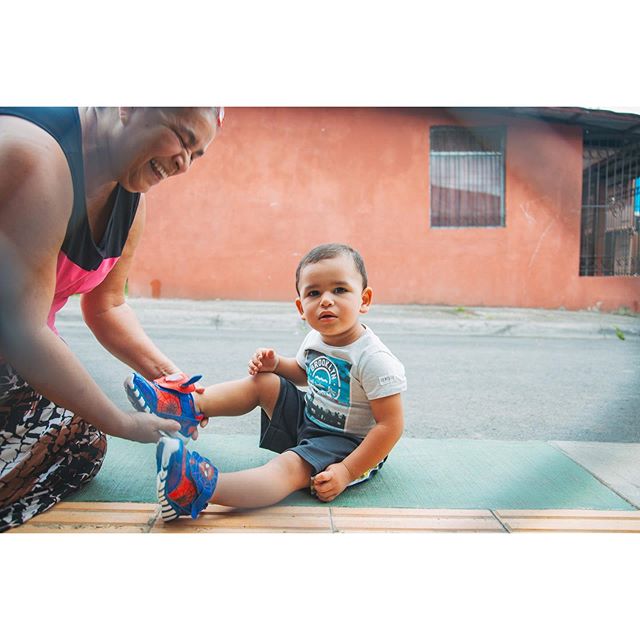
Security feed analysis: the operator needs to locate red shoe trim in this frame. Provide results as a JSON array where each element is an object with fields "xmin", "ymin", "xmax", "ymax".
[
  {"xmin": 167, "ymin": 456, "xmax": 197, "ymax": 507},
  {"xmin": 168, "ymin": 476, "xmax": 197, "ymax": 507},
  {"xmin": 157, "ymin": 392, "xmax": 181, "ymax": 416}
]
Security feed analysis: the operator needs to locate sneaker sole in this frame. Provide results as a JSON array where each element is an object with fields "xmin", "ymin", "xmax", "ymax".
[
  {"xmin": 156, "ymin": 438, "xmax": 183, "ymax": 522},
  {"xmin": 124, "ymin": 374, "xmax": 191, "ymax": 443},
  {"xmin": 124, "ymin": 374, "xmax": 153, "ymax": 414}
]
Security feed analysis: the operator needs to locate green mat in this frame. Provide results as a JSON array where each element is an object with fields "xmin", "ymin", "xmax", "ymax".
[{"xmin": 68, "ymin": 434, "xmax": 635, "ymax": 510}]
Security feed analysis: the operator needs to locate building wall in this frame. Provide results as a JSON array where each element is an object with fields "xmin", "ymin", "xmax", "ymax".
[{"xmin": 130, "ymin": 107, "xmax": 640, "ymax": 312}]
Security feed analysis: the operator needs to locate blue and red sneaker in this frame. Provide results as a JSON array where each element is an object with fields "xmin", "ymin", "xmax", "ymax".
[
  {"xmin": 156, "ymin": 436, "xmax": 219, "ymax": 521},
  {"xmin": 124, "ymin": 372, "xmax": 205, "ymax": 441}
]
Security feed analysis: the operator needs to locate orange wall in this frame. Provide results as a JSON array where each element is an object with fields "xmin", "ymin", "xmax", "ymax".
[{"xmin": 130, "ymin": 108, "xmax": 640, "ymax": 312}]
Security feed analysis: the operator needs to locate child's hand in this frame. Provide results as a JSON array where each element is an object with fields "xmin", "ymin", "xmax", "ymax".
[
  {"xmin": 248, "ymin": 348, "xmax": 280, "ymax": 375},
  {"xmin": 311, "ymin": 462, "xmax": 352, "ymax": 502}
]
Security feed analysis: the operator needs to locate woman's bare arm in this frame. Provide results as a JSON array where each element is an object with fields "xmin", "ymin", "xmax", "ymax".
[
  {"xmin": 81, "ymin": 195, "xmax": 181, "ymax": 380},
  {"xmin": 0, "ymin": 122, "xmax": 178, "ymax": 442}
]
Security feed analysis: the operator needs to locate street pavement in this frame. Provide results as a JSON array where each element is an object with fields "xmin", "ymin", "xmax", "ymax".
[{"xmin": 57, "ymin": 296, "xmax": 640, "ymax": 508}]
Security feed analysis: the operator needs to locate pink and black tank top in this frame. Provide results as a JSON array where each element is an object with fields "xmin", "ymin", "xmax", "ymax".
[{"xmin": 0, "ymin": 107, "xmax": 140, "ymax": 333}]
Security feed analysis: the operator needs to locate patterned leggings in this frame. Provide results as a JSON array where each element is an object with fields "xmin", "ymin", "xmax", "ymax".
[{"xmin": 0, "ymin": 362, "xmax": 106, "ymax": 532}]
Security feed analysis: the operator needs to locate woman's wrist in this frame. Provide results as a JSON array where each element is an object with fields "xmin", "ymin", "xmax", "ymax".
[
  {"xmin": 96, "ymin": 406, "xmax": 130, "ymax": 438},
  {"xmin": 157, "ymin": 365, "xmax": 182, "ymax": 379}
]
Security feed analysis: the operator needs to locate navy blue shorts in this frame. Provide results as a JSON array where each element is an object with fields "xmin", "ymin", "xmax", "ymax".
[{"xmin": 260, "ymin": 376, "xmax": 366, "ymax": 476}]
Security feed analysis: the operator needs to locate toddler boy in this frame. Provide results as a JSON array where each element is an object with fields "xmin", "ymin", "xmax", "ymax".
[{"xmin": 125, "ymin": 243, "xmax": 406, "ymax": 521}]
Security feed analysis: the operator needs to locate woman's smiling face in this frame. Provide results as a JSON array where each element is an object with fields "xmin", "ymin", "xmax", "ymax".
[{"xmin": 117, "ymin": 107, "xmax": 218, "ymax": 192}]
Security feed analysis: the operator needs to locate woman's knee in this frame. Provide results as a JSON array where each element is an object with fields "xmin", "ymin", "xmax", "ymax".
[{"xmin": 67, "ymin": 418, "xmax": 108, "ymax": 468}]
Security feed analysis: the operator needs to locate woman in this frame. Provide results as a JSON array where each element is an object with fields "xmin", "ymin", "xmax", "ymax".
[{"xmin": 0, "ymin": 106, "xmax": 223, "ymax": 531}]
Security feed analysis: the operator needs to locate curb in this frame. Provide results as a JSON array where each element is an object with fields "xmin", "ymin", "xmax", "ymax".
[{"xmin": 56, "ymin": 296, "xmax": 640, "ymax": 340}]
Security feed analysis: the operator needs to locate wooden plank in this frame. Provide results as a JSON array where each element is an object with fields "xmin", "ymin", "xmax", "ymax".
[
  {"xmin": 29, "ymin": 511, "xmax": 154, "ymax": 525},
  {"xmin": 151, "ymin": 505, "xmax": 333, "ymax": 533},
  {"xmin": 499, "ymin": 519, "xmax": 640, "ymax": 533},
  {"xmin": 331, "ymin": 518, "xmax": 503, "ymax": 533},
  {"xmin": 331, "ymin": 508, "xmax": 504, "ymax": 532},
  {"xmin": 495, "ymin": 509, "xmax": 640, "ymax": 533},
  {"xmin": 5, "ymin": 501, "xmax": 158, "ymax": 533},
  {"xmin": 153, "ymin": 526, "xmax": 329, "ymax": 534},
  {"xmin": 331, "ymin": 507, "xmax": 498, "ymax": 517},
  {"xmin": 9, "ymin": 502, "xmax": 639, "ymax": 533},
  {"xmin": 53, "ymin": 502, "xmax": 157, "ymax": 512},
  {"xmin": 204, "ymin": 505, "xmax": 330, "ymax": 516},
  {"xmin": 496, "ymin": 509, "xmax": 640, "ymax": 519},
  {"xmin": 497, "ymin": 516, "xmax": 640, "ymax": 533},
  {"xmin": 8, "ymin": 523, "xmax": 154, "ymax": 533}
]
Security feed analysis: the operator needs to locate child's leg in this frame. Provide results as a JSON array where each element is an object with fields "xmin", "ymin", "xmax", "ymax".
[
  {"xmin": 210, "ymin": 451, "xmax": 313, "ymax": 509},
  {"xmin": 196, "ymin": 373, "xmax": 281, "ymax": 420},
  {"xmin": 155, "ymin": 377, "xmax": 313, "ymax": 520},
  {"xmin": 125, "ymin": 371, "xmax": 282, "ymax": 440}
]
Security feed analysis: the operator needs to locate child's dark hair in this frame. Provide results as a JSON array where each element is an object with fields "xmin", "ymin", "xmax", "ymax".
[{"xmin": 295, "ymin": 243, "xmax": 368, "ymax": 294}]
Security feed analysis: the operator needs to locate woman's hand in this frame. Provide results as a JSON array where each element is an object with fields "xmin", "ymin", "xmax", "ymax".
[
  {"xmin": 122, "ymin": 412, "xmax": 181, "ymax": 443},
  {"xmin": 248, "ymin": 348, "xmax": 280, "ymax": 376}
]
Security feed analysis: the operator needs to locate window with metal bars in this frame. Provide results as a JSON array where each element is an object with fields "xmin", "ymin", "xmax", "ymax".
[
  {"xmin": 580, "ymin": 130, "xmax": 640, "ymax": 276},
  {"xmin": 429, "ymin": 126, "xmax": 505, "ymax": 227}
]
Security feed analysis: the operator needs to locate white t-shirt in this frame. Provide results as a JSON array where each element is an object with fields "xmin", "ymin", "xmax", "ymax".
[{"xmin": 295, "ymin": 325, "xmax": 407, "ymax": 437}]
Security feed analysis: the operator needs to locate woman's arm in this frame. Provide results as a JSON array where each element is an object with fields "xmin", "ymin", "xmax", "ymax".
[
  {"xmin": 0, "ymin": 128, "xmax": 178, "ymax": 442},
  {"xmin": 80, "ymin": 195, "xmax": 181, "ymax": 380}
]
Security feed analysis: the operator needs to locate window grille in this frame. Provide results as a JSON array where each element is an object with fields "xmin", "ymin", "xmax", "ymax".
[
  {"xmin": 580, "ymin": 130, "xmax": 640, "ymax": 276},
  {"xmin": 430, "ymin": 126, "xmax": 505, "ymax": 227}
]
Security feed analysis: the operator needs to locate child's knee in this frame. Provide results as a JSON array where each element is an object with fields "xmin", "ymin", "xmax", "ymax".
[
  {"xmin": 250, "ymin": 371, "xmax": 279, "ymax": 388},
  {"xmin": 270, "ymin": 451, "xmax": 313, "ymax": 488},
  {"xmin": 249, "ymin": 372, "xmax": 281, "ymax": 415}
]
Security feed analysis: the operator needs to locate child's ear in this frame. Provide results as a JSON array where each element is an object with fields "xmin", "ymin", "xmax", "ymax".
[
  {"xmin": 295, "ymin": 298, "xmax": 305, "ymax": 320},
  {"xmin": 360, "ymin": 287, "xmax": 373, "ymax": 314}
]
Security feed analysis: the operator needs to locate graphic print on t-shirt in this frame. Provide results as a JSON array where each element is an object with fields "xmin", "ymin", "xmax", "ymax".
[{"xmin": 304, "ymin": 349, "xmax": 351, "ymax": 431}]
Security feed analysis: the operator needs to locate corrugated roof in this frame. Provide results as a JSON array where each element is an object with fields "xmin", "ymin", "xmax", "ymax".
[{"xmin": 496, "ymin": 107, "xmax": 640, "ymax": 134}]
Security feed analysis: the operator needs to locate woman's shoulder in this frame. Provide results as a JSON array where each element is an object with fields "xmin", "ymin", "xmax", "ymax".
[
  {"xmin": 0, "ymin": 117, "xmax": 74, "ymax": 243},
  {"xmin": 0, "ymin": 117, "xmax": 72, "ymax": 195}
]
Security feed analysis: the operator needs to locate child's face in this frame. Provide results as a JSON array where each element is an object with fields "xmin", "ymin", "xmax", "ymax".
[{"xmin": 295, "ymin": 254, "xmax": 372, "ymax": 346}]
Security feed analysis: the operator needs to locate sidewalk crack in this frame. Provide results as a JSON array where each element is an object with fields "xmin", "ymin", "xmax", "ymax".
[
  {"xmin": 328, "ymin": 507, "xmax": 337, "ymax": 533},
  {"xmin": 549, "ymin": 442, "xmax": 640, "ymax": 510},
  {"xmin": 145, "ymin": 505, "xmax": 161, "ymax": 533},
  {"xmin": 489, "ymin": 509, "xmax": 511, "ymax": 532}
]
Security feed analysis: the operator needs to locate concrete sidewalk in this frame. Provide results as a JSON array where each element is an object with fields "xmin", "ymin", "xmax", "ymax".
[
  {"xmin": 49, "ymin": 297, "xmax": 640, "ymax": 532},
  {"xmin": 60, "ymin": 295, "xmax": 640, "ymax": 340}
]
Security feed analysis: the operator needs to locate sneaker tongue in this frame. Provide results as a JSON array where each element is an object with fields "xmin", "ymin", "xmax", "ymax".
[
  {"xmin": 165, "ymin": 372, "xmax": 185, "ymax": 382},
  {"xmin": 180, "ymin": 374, "xmax": 203, "ymax": 388}
]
